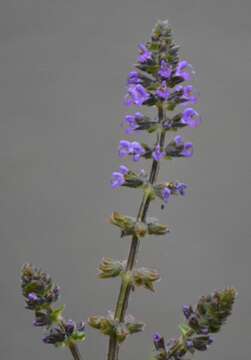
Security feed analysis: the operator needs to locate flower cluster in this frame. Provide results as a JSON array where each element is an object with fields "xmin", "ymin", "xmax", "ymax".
[
  {"xmin": 111, "ymin": 19, "xmax": 201, "ymax": 208},
  {"xmin": 109, "ymin": 211, "xmax": 169, "ymax": 238},
  {"xmin": 43, "ymin": 320, "xmax": 85, "ymax": 346},
  {"xmin": 88, "ymin": 312, "xmax": 144, "ymax": 344},
  {"xmin": 152, "ymin": 288, "xmax": 236, "ymax": 360},
  {"xmin": 21, "ymin": 264, "xmax": 85, "ymax": 347},
  {"xmin": 132, "ymin": 267, "xmax": 160, "ymax": 292}
]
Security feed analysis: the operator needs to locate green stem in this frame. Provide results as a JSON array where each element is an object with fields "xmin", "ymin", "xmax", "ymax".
[
  {"xmin": 107, "ymin": 105, "xmax": 166, "ymax": 360},
  {"xmin": 58, "ymin": 319, "xmax": 82, "ymax": 360},
  {"xmin": 68, "ymin": 342, "xmax": 82, "ymax": 360}
]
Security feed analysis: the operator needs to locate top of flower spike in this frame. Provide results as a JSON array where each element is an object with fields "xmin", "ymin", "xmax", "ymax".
[
  {"xmin": 20, "ymin": 263, "xmax": 86, "ymax": 347},
  {"xmin": 153, "ymin": 288, "xmax": 236, "ymax": 360},
  {"xmin": 123, "ymin": 19, "xmax": 200, "ymax": 132},
  {"xmin": 112, "ymin": 19, "xmax": 202, "ymax": 191}
]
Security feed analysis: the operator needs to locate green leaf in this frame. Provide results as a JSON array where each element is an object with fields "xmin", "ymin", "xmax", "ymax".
[
  {"xmin": 71, "ymin": 332, "xmax": 86, "ymax": 342},
  {"xmin": 179, "ymin": 323, "xmax": 192, "ymax": 337},
  {"xmin": 50, "ymin": 304, "xmax": 65, "ymax": 323}
]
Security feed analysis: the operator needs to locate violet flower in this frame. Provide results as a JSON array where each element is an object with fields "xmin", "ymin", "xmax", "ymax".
[
  {"xmin": 158, "ymin": 60, "xmax": 172, "ymax": 79},
  {"xmin": 111, "ymin": 165, "xmax": 129, "ymax": 189},
  {"xmin": 181, "ymin": 108, "xmax": 202, "ymax": 128},
  {"xmin": 123, "ymin": 112, "xmax": 144, "ymax": 134},
  {"xmin": 161, "ymin": 187, "xmax": 171, "ymax": 203},
  {"xmin": 175, "ymin": 60, "xmax": 192, "ymax": 81},
  {"xmin": 137, "ymin": 43, "xmax": 152, "ymax": 63},
  {"xmin": 152, "ymin": 144, "xmax": 165, "ymax": 161},
  {"xmin": 127, "ymin": 71, "xmax": 142, "ymax": 85},
  {"xmin": 156, "ymin": 81, "xmax": 170, "ymax": 100},
  {"xmin": 176, "ymin": 85, "xmax": 197, "ymax": 104},
  {"xmin": 118, "ymin": 140, "xmax": 145, "ymax": 161},
  {"xmin": 125, "ymin": 84, "xmax": 150, "ymax": 106}
]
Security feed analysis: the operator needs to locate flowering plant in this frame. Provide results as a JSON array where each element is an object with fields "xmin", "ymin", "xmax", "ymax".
[{"xmin": 20, "ymin": 20, "xmax": 236, "ymax": 360}]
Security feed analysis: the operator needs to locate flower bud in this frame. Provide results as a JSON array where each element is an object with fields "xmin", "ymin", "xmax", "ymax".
[
  {"xmin": 132, "ymin": 267, "xmax": 160, "ymax": 292},
  {"xmin": 110, "ymin": 212, "xmax": 148, "ymax": 238},
  {"xmin": 98, "ymin": 258, "xmax": 124, "ymax": 279},
  {"xmin": 147, "ymin": 217, "xmax": 170, "ymax": 235},
  {"xmin": 21, "ymin": 263, "xmax": 60, "ymax": 311},
  {"xmin": 125, "ymin": 315, "xmax": 145, "ymax": 334},
  {"xmin": 153, "ymin": 332, "xmax": 166, "ymax": 351},
  {"xmin": 88, "ymin": 315, "xmax": 106, "ymax": 330},
  {"xmin": 194, "ymin": 288, "xmax": 236, "ymax": 333},
  {"xmin": 182, "ymin": 304, "xmax": 193, "ymax": 319},
  {"xmin": 110, "ymin": 212, "xmax": 135, "ymax": 235}
]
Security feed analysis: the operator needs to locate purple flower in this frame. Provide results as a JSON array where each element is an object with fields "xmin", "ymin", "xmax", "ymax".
[
  {"xmin": 153, "ymin": 332, "xmax": 166, "ymax": 350},
  {"xmin": 118, "ymin": 140, "xmax": 145, "ymax": 161},
  {"xmin": 119, "ymin": 165, "xmax": 129, "ymax": 174},
  {"xmin": 186, "ymin": 339, "xmax": 194, "ymax": 350},
  {"xmin": 111, "ymin": 166, "xmax": 129, "ymax": 189},
  {"xmin": 175, "ymin": 60, "xmax": 192, "ymax": 81},
  {"xmin": 111, "ymin": 173, "xmax": 124, "ymax": 189},
  {"xmin": 77, "ymin": 321, "xmax": 85, "ymax": 332},
  {"xmin": 158, "ymin": 60, "xmax": 172, "ymax": 79},
  {"xmin": 181, "ymin": 142, "xmax": 193, "ymax": 157},
  {"xmin": 42, "ymin": 327, "xmax": 66, "ymax": 344},
  {"xmin": 26, "ymin": 292, "xmax": 43, "ymax": 309},
  {"xmin": 118, "ymin": 140, "xmax": 131, "ymax": 158},
  {"xmin": 152, "ymin": 144, "xmax": 165, "ymax": 161},
  {"xmin": 181, "ymin": 108, "xmax": 201, "ymax": 128},
  {"xmin": 156, "ymin": 81, "xmax": 170, "ymax": 100},
  {"xmin": 174, "ymin": 135, "xmax": 184, "ymax": 146},
  {"xmin": 127, "ymin": 71, "xmax": 142, "ymax": 85},
  {"xmin": 183, "ymin": 304, "xmax": 193, "ymax": 319},
  {"xmin": 166, "ymin": 136, "xmax": 194, "ymax": 158},
  {"xmin": 33, "ymin": 311, "xmax": 51, "ymax": 327},
  {"xmin": 176, "ymin": 85, "xmax": 197, "ymax": 104},
  {"xmin": 65, "ymin": 319, "xmax": 76, "ymax": 336},
  {"xmin": 131, "ymin": 141, "xmax": 145, "ymax": 161},
  {"xmin": 137, "ymin": 43, "xmax": 152, "ymax": 63},
  {"xmin": 162, "ymin": 187, "xmax": 171, "ymax": 203},
  {"xmin": 28, "ymin": 293, "xmax": 39, "ymax": 302},
  {"xmin": 111, "ymin": 165, "xmax": 129, "ymax": 189},
  {"xmin": 125, "ymin": 84, "xmax": 150, "ymax": 106},
  {"xmin": 153, "ymin": 332, "xmax": 162, "ymax": 342},
  {"xmin": 123, "ymin": 112, "xmax": 143, "ymax": 134},
  {"xmin": 175, "ymin": 182, "xmax": 187, "ymax": 196}
]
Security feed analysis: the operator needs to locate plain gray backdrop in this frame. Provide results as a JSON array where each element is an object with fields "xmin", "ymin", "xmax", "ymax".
[{"xmin": 0, "ymin": 0, "xmax": 250, "ymax": 359}]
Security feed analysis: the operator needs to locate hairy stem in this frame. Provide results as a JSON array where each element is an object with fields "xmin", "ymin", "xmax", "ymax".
[
  {"xmin": 58, "ymin": 320, "xmax": 82, "ymax": 360},
  {"xmin": 68, "ymin": 342, "xmax": 82, "ymax": 360},
  {"xmin": 107, "ymin": 105, "xmax": 166, "ymax": 360}
]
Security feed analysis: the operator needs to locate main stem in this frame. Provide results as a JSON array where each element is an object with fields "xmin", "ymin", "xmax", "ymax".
[{"xmin": 107, "ymin": 105, "xmax": 166, "ymax": 360}]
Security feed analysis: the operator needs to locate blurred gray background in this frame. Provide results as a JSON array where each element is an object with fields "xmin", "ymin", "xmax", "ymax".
[{"xmin": 0, "ymin": 0, "xmax": 250, "ymax": 359}]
